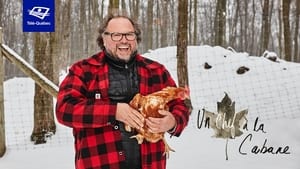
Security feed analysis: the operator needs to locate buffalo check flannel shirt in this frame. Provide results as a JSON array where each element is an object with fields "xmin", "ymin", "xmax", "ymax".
[{"xmin": 56, "ymin": 51, "xmax": 189, "ymax": 169}]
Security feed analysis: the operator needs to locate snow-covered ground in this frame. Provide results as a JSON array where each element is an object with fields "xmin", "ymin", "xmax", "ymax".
[{"xmin": 1, "ymin": 46, "xmax": 300, "ymax": 169}]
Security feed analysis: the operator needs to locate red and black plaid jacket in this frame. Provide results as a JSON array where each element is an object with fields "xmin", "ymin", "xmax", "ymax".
[{"xmin": 56, "ymin": 51, "xmax": 189, "ymax": 169}]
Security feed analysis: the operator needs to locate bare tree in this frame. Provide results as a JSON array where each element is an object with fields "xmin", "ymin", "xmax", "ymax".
[
  {"xmin": 146, "ymin": 0, "xmax": 154, "ymax": 50},
  {"xmin": 170, "ymin": 0, "xmax": 177, "ymax": 46},
  {"xmin": 3, "ymin": 0, "xmax": 24, "ymax": 79},
  {"xmin": 154, "ymin": 0, "xmax": 160, "ymax": 49},
  {"xmin": 260, "ymin": 0, "xmax": 271, "ymax": 54},
  {"xmin": 228, "ymin": 0, "xmax": 239, "ymax": 49},
  {"xmin": 214, "ymin": 0, "xmax": 226, "ymax": 47},
  {"xmin": 129, "ymin": 0, "xmax": 139, "ymax": 20},
  {"xmin": 109, "ymin": 0, "xmax": 120, "ymax": 13},
  {"xmin": 193, "ymin": 0, "xmax": 198, "ymax": 45},
  {"xmin": 52, "ymin": 0, "xmax": 62, "ymax": 84},
  {"xmin": 160, "ymin": 0, "xmax": 168, "ymax": 47},
  {"xmin": 250, "ymin": 0, "xmax": 257, "ymax": 54},
  {"xmin": 57, "ymin": 0, "xmax": 71, "ymax": 75},
  {"xmin": 31, "ymin": 33, "xmax": 56, "ymax": 144},
  {"xmin": 177, "ymin": 0, "xmax": 189, "ymax": 87},
  {"xmin": 73, "ymin": 1, "xmax": 86, "ymax": 60},
  {"xmin": 31, "ymin": 0, "xmax": 59, "ymax": 144},
  {"xmin": 243, "ymin": 1, "xmax": 249, "ymax": 52},
  {"xmin": 0, "ymin": 27, "xmax": 6, "ymax": 157},
  {"xmin": 282, "ymin": 0, "xmax": 292, "ymax": 61},
  {"xmin": 238, "ymin": 1, "xmax": 244, "ymax": 50},
  {"xmin": 121, "ymin": 0, "xmax": 126, "ymax": 14},
  {"xmin": 278, "ymin": 0, "xmax": 283, "ymax": 57},
  {"xmin": 294, "ymin": 0, "xmax": 300, "ymax": 62},
  {"xmin": 188, "ymin": 0, "xmax": 192, "ymax": 45},
  {"xmin": 0, "ymin": 0, "xmax": 3, "ymax": 27}
]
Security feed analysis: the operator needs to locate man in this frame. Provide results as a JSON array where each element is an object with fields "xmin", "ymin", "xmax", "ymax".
[{"xmin": 56, "ymin": 13, "xmax": 189, "ymax": 169}]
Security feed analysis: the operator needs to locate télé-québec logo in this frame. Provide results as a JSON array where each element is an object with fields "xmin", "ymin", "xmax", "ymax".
[
  {"xmin": 28, "ymin": 7, "xmax": 50, "ymax": 20},
  {"xmin": 22, "ymin": 0, "xmax": 55, "ymax": 32}
]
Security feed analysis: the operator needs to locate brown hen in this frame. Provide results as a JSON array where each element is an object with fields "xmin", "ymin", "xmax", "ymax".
[{"xmin": 126, "ymin": 86, "xmax": 190, "ymax": 157}]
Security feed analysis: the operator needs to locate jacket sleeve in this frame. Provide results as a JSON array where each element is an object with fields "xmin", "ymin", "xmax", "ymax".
[
  {"xmin": 167, "ymin": 98, "xmax": 189, "ymax": 137},
  {"xmin": 157, "ymin": 65, "xmax": 190, "ymax": 137},
  {"xmin": 55, "ymin": 64, "xmax": 117, "ymax": 129}
]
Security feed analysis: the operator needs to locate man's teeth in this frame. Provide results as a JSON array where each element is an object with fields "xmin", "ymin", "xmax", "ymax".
[{"xmin": 118, "ymin": 47, "xmax": 129, "ymax": 51}]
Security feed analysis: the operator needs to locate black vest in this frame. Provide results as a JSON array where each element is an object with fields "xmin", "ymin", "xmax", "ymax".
[
  {"xmin": 106, "ymin": 52, "xmax": 139, "ymax": 103},
  {"xmin": 105, "ymin": 52, "xmax": 141, "ymax": 169}
]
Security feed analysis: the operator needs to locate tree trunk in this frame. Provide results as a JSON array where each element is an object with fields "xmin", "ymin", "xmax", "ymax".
[
  {"xmin": 131, "ymin": 0, "xmax": 139, "ymax": 20},
  {"xmin": 146, "ymin": 0, "xmax": 153, "ymax": 50},
  {"xmin": 294, "ymin": 0, "xmax": 300, "ymax": 62},
  {"xmin": 238, "ymin": 2, "xmax": 244, "ymax": 50},
  {"xmin": 243, "ymin": 1, "xmax": 249, "ymax": 52},
  {"xmin": 229, "ymin": 0, "xmax": 239, "ymax": 48},
  {"xmin": 58, "ymin": 0, "xmax": 71, "ymax": 74},
  {"xmin": 282, "ymin": 0, "xmax": 292, "ymax": 61},
  {"xmin": 121, "ymin": 0, "xmax": 126, "ymax": 14},
  {"xmin": 278, "ymin": 0, "xmax": 283, "ymax": 58},
  {"xmin": 250, "ymin": 0, "xmax": 256, "ymax": 55},
  {"xmin": 188, "ymin": 0, "xmax": 192, "ymax": 45},
  {"xmin": 0, "ymin": 0, "xmax": 3, "ymax": 25},
  {"xmin": 193, "ymin": 0, "xmax": 198, "ymax": 45},
  {"xmin": 260, "ymin": 0, "xmax": 270, "ymax": 54},
  {"xmin": 0, "ymin": 27, "xmax": 6, "ymax": 157},
  {"xmin": 109, "ymin": 0, "xmax": 119, "ymax": 14},
  {"xmin": 214, "ymin": 0, "xmax": 227, "ymax": 47},
  {"xmin": 160, "ymin": 0, "xmax": 168, "ymax": 47},
  {"xmin": 170, "ymin": 0, "xmax": 177, "ymax": 45},
  {"xmin": 52, "ymin": 0, "xmax": 61, "ymax": 84},
  {"xmin": 177, "ymin": 0, "xmax": 189, "ymax": 87},
  {"xmin": 31, "ymin": 33, "xmax": 56, "ymax": 144},
  {"xmin": 154, "ymin": 0, "xmax": 160, "ymax": 49}
]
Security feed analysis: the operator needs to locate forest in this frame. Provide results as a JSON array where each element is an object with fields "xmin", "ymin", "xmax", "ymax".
[
  {"xmin": 0, "ymin": 0, "xmax": 300, "ymax": 79},
  {"xmin": 0, "ymin": 0, "xmax": 300, "ymax": 150}
]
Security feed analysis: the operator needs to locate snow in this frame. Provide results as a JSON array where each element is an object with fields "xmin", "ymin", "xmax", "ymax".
[
  {"xmin": 1, "ymin": 44, "xmax": 59, "ymax": 93},
  {"xmin": 1, "ymin": 45, "xmax": 300, "ymax": 169}
]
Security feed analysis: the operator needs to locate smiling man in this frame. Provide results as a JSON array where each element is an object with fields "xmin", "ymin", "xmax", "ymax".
[
  {"xmin": 102, "ymin": 18, "xmax": 137, "ymax": 61},
  {"xmin": 56, "ymin": 13, "xmax": 190, "ymax": 169}
]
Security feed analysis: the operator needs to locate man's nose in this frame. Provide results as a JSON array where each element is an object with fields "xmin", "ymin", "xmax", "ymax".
[{"xmin": 120, "ymin": 35, "xmax": 128, "ymax": 42}]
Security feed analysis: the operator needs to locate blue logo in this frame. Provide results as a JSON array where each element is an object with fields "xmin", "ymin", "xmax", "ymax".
[
  {"xmin": 29, "ymin": 7, "xmax": 50, "ymax": 20},
  {"xmin": 23, "ymin": 0, "xmax": 55, "ymax": 32}
]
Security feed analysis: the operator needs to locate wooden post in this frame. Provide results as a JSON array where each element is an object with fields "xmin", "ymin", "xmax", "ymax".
[
  {"xmin": 0, "ymin": 27, "xmax": 6, "ymax": 157},
  {"xmin": 1, "ymin": 45, "xmax": 58, "ymax": 98}
]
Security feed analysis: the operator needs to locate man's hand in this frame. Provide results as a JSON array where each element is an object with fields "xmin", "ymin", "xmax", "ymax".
[
  {"xmin": 115, "ymin": 103, "xmax": 144, "ymax": 129},
  {"xmin": 146, "ymin": 110, "xmax": 176, "ymax": 133}
]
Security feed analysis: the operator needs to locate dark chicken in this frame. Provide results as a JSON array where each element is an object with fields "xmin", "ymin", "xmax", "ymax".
[{"xmin": 126, "ymin": 86, "xmax": 190, "ymax": 157}]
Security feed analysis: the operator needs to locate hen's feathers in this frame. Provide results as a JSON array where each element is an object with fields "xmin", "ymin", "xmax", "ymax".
[{"xmin": 127, "ymin": 86, "xmax": 189, "ymax": 157}]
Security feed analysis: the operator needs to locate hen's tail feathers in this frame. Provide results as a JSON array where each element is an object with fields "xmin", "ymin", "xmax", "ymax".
[
  {"xmin": 162, "ymin": 138, "xmax": 175, "ymax": 158},
  {"xmin": 130, "ymin": 134, "xmax": 144, "ymax": 144}
]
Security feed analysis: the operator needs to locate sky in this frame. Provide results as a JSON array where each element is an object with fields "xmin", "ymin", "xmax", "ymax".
[{"xmin": 1, "ymin": 45, "xmax": 300, "ymax": 169}]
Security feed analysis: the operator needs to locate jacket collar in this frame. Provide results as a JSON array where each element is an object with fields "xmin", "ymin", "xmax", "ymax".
[
  {"xmin": 84, "ymin": 50, "xmax": 161, "ymax": 70},
  {"xmin": 105, "ymin": 50, "xmax": 137, "ymax": 69}
]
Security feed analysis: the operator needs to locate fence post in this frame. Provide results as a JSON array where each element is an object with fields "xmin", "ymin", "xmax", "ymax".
[{"xmin": 0, "ymin": 27, "xmax": 6, "ymax": 157}]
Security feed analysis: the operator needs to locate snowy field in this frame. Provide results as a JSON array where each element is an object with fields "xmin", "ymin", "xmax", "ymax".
[{"xmin": 1, "ymin": 46, "xmax": 300, "ymax": 169}]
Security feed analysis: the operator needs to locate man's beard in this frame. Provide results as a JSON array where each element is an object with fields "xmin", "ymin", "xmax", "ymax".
[{"xmin": 105, "ymin": 49, "xmax": 137, "ymax": 63}]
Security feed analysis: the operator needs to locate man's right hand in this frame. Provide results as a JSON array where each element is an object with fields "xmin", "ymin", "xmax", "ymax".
[{"xmin": 115, "ymin": 103, "xmax": 144, "ymax": 129}]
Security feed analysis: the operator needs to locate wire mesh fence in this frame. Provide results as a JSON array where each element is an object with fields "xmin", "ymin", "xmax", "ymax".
[{"xmin": 2, "ymin": 45, "xmax": 300, "ymax": 153}]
